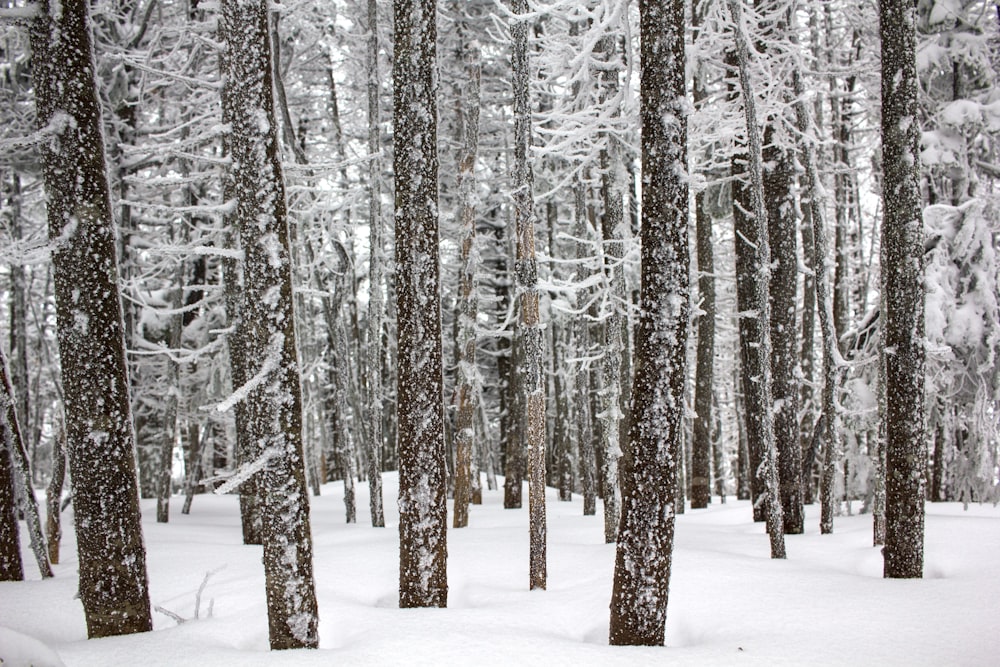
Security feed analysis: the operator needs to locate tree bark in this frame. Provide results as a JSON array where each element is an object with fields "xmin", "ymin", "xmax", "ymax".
[
  {"xmin": 609, "ymin": 0, "xmax": 688, "ymax": 645},
  {"xmin": 452, "ymin": 37, "xmax": 482, "ymax": 529},
  {"xmin": 510, "ymin": 0, "xmax": 547, "ymax": 591},
  {"xmin": 30, "ymin": 0, "xmax": 151, "ymax": 635},
  {"xmin": 221, "ymin": 0, "xmax": 319, "ymax": 646},
  {"xmin": 394, "ymin": 0, "xmax": 449, "ymax": 608},
  {"xmin": 726, "ymin": 0, "xmax": 786, "ymax": 557},
  {"xmin": 880, "ymin": 0, "xmax": 925, "ymax": 579}
]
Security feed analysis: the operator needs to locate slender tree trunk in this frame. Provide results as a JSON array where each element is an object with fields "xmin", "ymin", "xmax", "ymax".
[
  {"xmin": 0, "ymin": 408, "xmax": 23, "ymax": 581},
  {"xmin": 726, "ymin": 0, "xmax": 785, "ymax": 557},
  {"xmin": 789, "ymin": 5, "xmax": 842, "ymax": 535},
  {"xmin": 452, "ymin": 37, "xmax": 482, "ymax": 529},
  {"xmin": 45, "ymin": 422, "xmax": 66, "ymax": 564},
  {"xmin": 690, "ymin": 4, "xmax": 715, "ymax": 507},
  {"xmin": 365, "ymin": 0, "xmax": 386, "ymax": 529},
  {"xmin": 394, "ymin": 0, "xmax": 448, "ymax": 608},
  {"xmin": 597, "ymin": 33, "xmax": 624, "ymax": 543},
  {"xmin": 510, "ymin": 0, "xmax": 547, "ymax": 591},
  {"xmin": 609, "ymin": 0, "xmax": 687, "ymax": 645},
  {"xmin": 574, "ymin": 183, "xmax": 598, "ymax": 517},
  {"xmin": 221, "ymin": 0, "xmax": 319, "ymax": 646},
  {"xmin": 30, "ymin": 0, "xmax": 151, "ymax": 635},
  {"xmin": 880, "ymin": 0, "xmax": 925, "ymax": 579}
]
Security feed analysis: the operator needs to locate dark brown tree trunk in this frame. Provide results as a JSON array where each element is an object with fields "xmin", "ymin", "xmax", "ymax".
[
  {"xmin": 880, "ymin": 0, "xmax": 925, "ymax": 579},
  {"xmin": 45, "ymin": 423, "xmax": 66, "ymax": 565},
  {"xmin": 0, "ymin": 411, "xmax": 23, "ymax": 582},
  {"xmin": 395, "ymin": 0, "xmax": 449, "ymax": 608},
  {"xmin": 30, "ymin": 0, "xmax": 151, "ymax": 635},
  {"xmin": 609, "ymin": 0, "xmax": 687, "ymax": 646},
  {"xmin": 221, "ymin": 0, "xmax": 319, "ymax": 646}
]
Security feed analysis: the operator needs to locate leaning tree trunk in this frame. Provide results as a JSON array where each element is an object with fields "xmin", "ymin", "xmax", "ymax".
[
  {"xmin": 221, "ymin": 0, "xmax": 319, "ymax": 647},
  {"xmin": 879, "ymin": 0, "xmax": 925, "ymax": 579},
  {"xmin": 0, "ymin": 408, "xmax": 23, "ymax": 582},
  {"xmin": 394, "ymin": 0, "xmax": 449, "ymax": 608},
  {"xmin": 30, "ymin": 0, "xmax": 151, "ymax": 637},
  {"xmin": 609, "ymin": 0, "xmax": 688, "ymax": 646},
  {"xmin": 726, "ymin": 0, "xmax": 785, "ymax": 558}
]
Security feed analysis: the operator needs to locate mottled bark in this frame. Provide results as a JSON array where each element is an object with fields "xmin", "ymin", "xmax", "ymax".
[
  {"xmin": 597, "ymin": 32, "xmax": 624, "ymax": 543},
  {"xmin": 395, "ymin": 0, "xmax": 448, "ymax": 608},
  {"xmin": 45, "ymin": 424, "xmax": 66, "ymax": 565},
  {"xmin": 609, "ymin": 0, "xmax": 687, "ymax": 645},
  {"xmin": 30, "ymin": 0, "xmax": 151, "ymax": 636},
  {"xmin": 691, "ymin": 1, "xmax": 715, "ymax": 508},
  {"xmin": 221, "ymin": 0, "xmax": 319, "ymax": 646},
  {"xmin": 453, "ymin": 38, "xmax": 482, "ymax": 529},
  {"xmin": 511, "ymin": 0, "xmax": 546, "ymax": 590},
  {"xmin": 880, "ymin": 0, "xmax": 925, "ymax": 579},
  {"xmin": 0, "ymin": 410, "xmax": 22, "ymax": 581},
  {"xmin": 365, "ymin": 0, "xmax": 386, "ymax": 529}
]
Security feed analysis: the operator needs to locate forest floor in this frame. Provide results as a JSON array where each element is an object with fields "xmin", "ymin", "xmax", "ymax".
[{"xmin": 1, "ymin": 473, "xmax": 999, "ymax": 666}]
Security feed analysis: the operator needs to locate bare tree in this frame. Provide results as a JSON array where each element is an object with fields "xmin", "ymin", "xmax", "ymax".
[
  {"xmin": 609, "ymin": 0, "xmax": 687, "ymax": 646},
  {"xmin": 880, "ymin": 0, "xmax": 925, "ymax": 579},
  {"xmin": 220, "ymin": 0, "xmax": 319, "ymax": 646},
  {"xmin": 395, "ymin": 0, "xmax": 449, "ymax": 608},
  {"xmin": 29, "ymin": 0, "xmax": 151, "ymax": 636}
]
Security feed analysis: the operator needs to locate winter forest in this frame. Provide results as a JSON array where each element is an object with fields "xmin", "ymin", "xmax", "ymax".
[{"xmin": 1, "ymin": 0, "xmax": 1000, "ymax": 662}]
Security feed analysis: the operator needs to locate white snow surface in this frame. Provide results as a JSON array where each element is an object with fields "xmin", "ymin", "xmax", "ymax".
[{"xmin": 2, "ymin": 475, "xmax": 999, "ymax": 666}]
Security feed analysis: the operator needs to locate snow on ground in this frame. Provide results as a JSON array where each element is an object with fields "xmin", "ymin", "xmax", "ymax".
[{"xmin": 2, "ymin": 474, "xmax": 999, "ymax": 666}]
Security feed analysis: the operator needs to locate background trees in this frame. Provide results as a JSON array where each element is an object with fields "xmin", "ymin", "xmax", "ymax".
[{"xmin": 0, "ymin": 0, "xmax": 998, "ymax": 645}]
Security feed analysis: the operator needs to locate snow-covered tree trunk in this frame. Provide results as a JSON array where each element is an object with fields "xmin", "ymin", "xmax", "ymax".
[
  {"xmin": 597, "ymin": 31, "xmax": 624, "ymax": 543},
  {"xmin": 758, "ymin": 1, "xmax": 803, "ymax": 535},
  {"xmin": 510, "ymin": 0, "xmax": 547, "ymax": 591},
  {"xmin": 573, "ymin": 182, "xmax": 598, "ymax": 517},
  {"xmin": 726, "ymin": 0, "xmax": 786, "ymax": 558},
  {"xmin": 452, "ymin": 37, "xmax": 482, "ymax": 529},
  {"xmin": 1, "ymin": 346, "xmax": 50, "ymax": 579},
  {"xmin": 690, "ymin": 0, "xmax": 714, "ymax": 511},
  {"xmin": 45, "ymin": 425, "xmax": 66, "ymax": 564},
  {"xmin": 365, "ymin": 0, "xmax": 386, "ymax": 529},
  {"xmin": 608, "ymin": 0, "xmax": 687, "ymax": 646},
  {"xmin": 0, "ymin": 406, "xmax": 22, "ymax": 581},
  {"xmin": 394, "ymin": 0, "xmax": 449, "ymax": 608},
  {"xmin": 879, "ymin": 0, "xmax": 925, "ymax": 579},
  {"xmin": 788, "ymin": 4, "xmax": 841, "ymax": 535},
  {"xmin": 220, "ymin": 0, "xmax": 319, "ymax": 647},
  {"xmin": 29, "ymin": 0, "xmax": 152, "ymax": 635}
]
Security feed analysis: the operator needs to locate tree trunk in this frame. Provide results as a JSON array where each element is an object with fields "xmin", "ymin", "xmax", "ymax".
[
  {"xmin": 609, "ymin": 0, "xmax": 687, "ymax": 646},
  {"xmin": 726, "ymin": 0, "xmax": 785, "ymax": 557},
  {"xmin": 394, "ymin": 0, "xmax": 449, "ymax": 608},
  {"xmin": 452, "ymin": 37, "xmax": 482, "ymax": 529},
  {"xmin": 221, "ymin": 0, "xmax": 319, "ymax": 646},
  {"xmin": 510, "ymin": 0, "xmax": 547, "ymax": 591},
  {"xmin": 0, "ymin": 409, "xmax": 23, "ymax": 582},
  {"xmin": 365, "ymin": 0, "xmax": 386, "ymax": 529},
  {"xmin": 597, "ymin": 32, "xmax": 624, "ymax": 543},
  {"xmin": 44, "ymin": 420, "xmax": 66, "ymax": 565},
  {"xmin": 30, "ymin": 0, "xmax": 151, "ymax": 636},
  {"xmin": 880, "ymin": 0, "xmax": 925, "ymax": 579}
]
